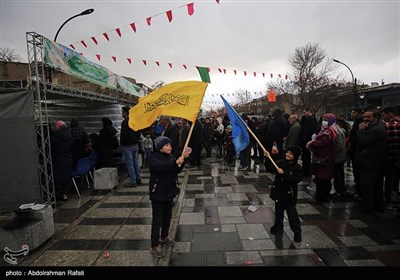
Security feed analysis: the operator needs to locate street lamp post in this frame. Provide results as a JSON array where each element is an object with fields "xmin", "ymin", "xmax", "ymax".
[
  {"xmin": 54, "ymin": 9, "xmax": 94, "ymax": 42},
  {"xmin": 333, "ymin": 59, "xmax": 357, "ymax": 108},
  {"xmin": 48, "ymin": 9, "xmax": 94, "ymax": 83}
]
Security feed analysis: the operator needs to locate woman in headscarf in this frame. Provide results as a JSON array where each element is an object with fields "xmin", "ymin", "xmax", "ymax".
[{"xmin": 306, "ymin": 113, "xmax": 337, "ymax": 202}]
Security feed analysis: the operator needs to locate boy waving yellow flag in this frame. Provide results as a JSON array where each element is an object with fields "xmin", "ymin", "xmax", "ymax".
[{"xmin": 128, "ymin": 81, "xmax": 208, "ymax": 131}]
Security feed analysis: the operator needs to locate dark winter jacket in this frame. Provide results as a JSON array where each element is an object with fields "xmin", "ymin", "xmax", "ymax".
[
  {"xmin": 355, "ymin": 121, "xmax": 388, "ymax": 169},
  {"xmin": 269, "ymin": 159, "xmax": 302, "ymax": 204},
  {"xmin": 98, "ymin": 125, "xmax": 117, "ymax": 168},
  {"xmin": 50, "ymin": 129, "xmax": 73, "ymax": 186},
  {"xmin": 120, "ymin": 118, "xmax": 140, "ymax": 146},
  {"xmin": 148, "ymin": 151, "xmax": 185, "ymax": 202}
]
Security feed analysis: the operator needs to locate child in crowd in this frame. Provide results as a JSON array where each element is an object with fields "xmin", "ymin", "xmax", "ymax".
[
  {"xmin": 265, "ymin": 146, "xmax": 303, "ymax": 242},
  {"xmin": 142, "ymin": 133, "xmax": 154, "ymax": 168},
  {"xmin": 148, "ymin": 136, "xmax": 191, "ymax": 258}
]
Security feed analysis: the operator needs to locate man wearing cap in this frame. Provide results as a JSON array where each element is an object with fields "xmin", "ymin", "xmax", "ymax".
[{"xmin": 148, "ymin": 136, "xmax": 191, "ymax": 258}]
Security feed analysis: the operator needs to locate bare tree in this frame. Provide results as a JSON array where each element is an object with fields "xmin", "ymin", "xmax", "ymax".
[
  {"xmin": 0, "ymin": 47, "xmax": 21, "ymax": 62},
  {"xmin": 235, "ymin": 89, "xmax": 254, "ymax": 113},
  {"xmin": 267, "ymin": 43, "xmax": 336, "ymax": 113}
]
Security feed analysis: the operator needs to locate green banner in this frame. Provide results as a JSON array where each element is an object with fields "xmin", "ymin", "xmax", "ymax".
[{"xmin": 43, "ymin": 37, "xmax": 143, "ymax": 97}]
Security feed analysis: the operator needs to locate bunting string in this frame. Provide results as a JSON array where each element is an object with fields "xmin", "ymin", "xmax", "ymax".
[
  {"xmin": 76, "ymin": 51, "xmax": 292, "ymax": 81},
  {"xmin": 69, "ymin": 2, "xmax": 205, "ymax": 49}
]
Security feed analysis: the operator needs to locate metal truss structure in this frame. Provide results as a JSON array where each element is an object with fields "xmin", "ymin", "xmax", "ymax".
[
  {"xmin": 26, "ymin": 32, "xmax": 56, "ymax": 206},
  {"xmin": 26, "ymin": 32, "xmax": 136, "ymax": 206}
]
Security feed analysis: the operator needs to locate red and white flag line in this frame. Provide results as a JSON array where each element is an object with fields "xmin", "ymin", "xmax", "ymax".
[
  {"xmin": 69, "ymin": 2, "xmax": 220, "ymax": 49},
  {"xmin": 75, "ymin": 50, "xmax": 292, "ymax": 80}
]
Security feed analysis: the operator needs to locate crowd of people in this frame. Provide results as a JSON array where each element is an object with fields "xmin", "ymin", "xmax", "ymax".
[{"xmin": 49, "ymin": 104, "xmax": 400, "ymax": 257}]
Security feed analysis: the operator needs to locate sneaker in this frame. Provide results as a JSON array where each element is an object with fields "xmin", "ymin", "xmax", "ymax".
[
  {"xmin": 136, "ymin": 179, "xmax": 142, "ymax": 185},
  {"xmin": 270, "ymin": 225, "xmax": 283, "ymax": 234},
  {"xmin": 294, "ymin": 233, "xmax": 302, "ymax": 242},
  {"xmin": 160, "ymin": 237, "xmax": 175, "ymax": 246},
  {"xmin": 149, "ymin": 245, "xmax": 166, "ymax": 258}
]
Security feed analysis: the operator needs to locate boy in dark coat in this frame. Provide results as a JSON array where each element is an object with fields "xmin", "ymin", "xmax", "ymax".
[
  {"xmin": 265, "ymin": 146, "xmax": 303, "ymax": 242},
  {"xmin": 148, "ymin": 136, "xmax": 191, "ymax": 258}
]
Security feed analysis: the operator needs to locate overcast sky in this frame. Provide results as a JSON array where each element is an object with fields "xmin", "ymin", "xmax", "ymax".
[{"xmin": 1, "ymin": 0, "xmax": 399, "ymax": 109}]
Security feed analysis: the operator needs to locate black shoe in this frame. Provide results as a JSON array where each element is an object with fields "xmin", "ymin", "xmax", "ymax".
[
  {"xmin": 136, "ymin": 179, "xmax": 142, "ymax": 185},
  {"xmin": 270, "ymin": 225, "xmax": 283, "ymax": 234},
  {"xmin": 294, "ymin": 233, "xmax": 302, "ymax": 242},
  {"xmin": 125, "ymin": 182, "xmax": 137, "ymax": 188}
]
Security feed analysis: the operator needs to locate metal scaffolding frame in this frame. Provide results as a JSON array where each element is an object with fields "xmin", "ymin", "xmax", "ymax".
[
  {"xmin": 26, "ymin": 32, "xmax": 137, "ymax": 206},
  {"xmin": 26, "ymin": 32, "xmax": 56, "ymax": 206}
]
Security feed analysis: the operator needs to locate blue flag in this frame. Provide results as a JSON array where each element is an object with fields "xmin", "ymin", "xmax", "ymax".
[{"xmin": 221, "ymin": 96, "xmax": 250, "ymax": 155}]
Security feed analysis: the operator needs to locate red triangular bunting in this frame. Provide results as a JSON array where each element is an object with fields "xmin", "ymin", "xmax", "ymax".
[
  {"xmin": 142, "ymin": 60, "xmax": 147, "ymax": 65},
  {"xmin": 244, "ymin": 71, "xmax": 247, "ymax": 76},
  {"xmin": 130, "ymin": 23, "xmax": 137, "ymax": 33},
  {"xmin": 182, "ymin": 65, "xmax": 187, "ymax": 69},
  {"xmin": 207, "ymin": 67, "xmax": 210, "ymax": 72},
  {"xmin": 146, "ymin": 17, "xmax": 152, "ymax": 26},
  {"xmin": 79, "ymin": 53, "xmax": 83, "ymax": 56},
  {"xmin": 187, "ymin": 3, "xmax": 194, "ymax": 16},
  {"xmin": 103, "ymin": 33, "xmax": 109, "ymax": 41},
  {"xmin": 69, "ymin": 44, "xmax": 75, "ymax": 50},
  {"xmin": 127, "ymin": 58, "xmax": 132, "ymax": 64},
  {"xmin": 234, "ymin": 70, "xmax": 237, "ymax": 75},
  {"xmin": 96, "ymin": 54, "xmax": 101, "ymax": 61},
  {"xmin": 166, "ymin": 10, "xmax": 173, "ymax": 22},
  {"xmin": 80, "ymin": 40, "xmax": 87, "ymax": 48},
  {"xmin": 270, "ymin": 73, "xmax": 273, "ymax": 78},
  {"xmin": 278, "ymin": 74, "xmax": 282, "ymax": 78},
  {"xmin": 285, "ymin": 74, "xmax": 288, "ymax": 80},
  {"xmin": 168, "ymin": 63, "xmax": 173, "ymax": 68},
  {"xmin": 216, "ymin": 0, "xmax": 221, "ymax": 3},
  {"xmin": 112, "ymin": 56, "xmax": 117, "ymax": 62},
  {"xmin": 223, "ymin": 69, "xmax": 226, "ymax": 74},
  {"xmin": 91, "ymin": 37, "xmax": 98, "ymax": 45},
  {"xmin": 155, "ymin": 61, "xmax": 160, "ymax": 66},
  {"xmin": 262, "ymin": 73, "xmax": 265, "ymax": 77},
  {"xmin": 253, "ymin": 72, "xmax": 256, "ymax": 77},
  {"xmin": 115, "ymin": 28, "xmax": 122, "ymax": 37},
  {"xmin": 218, "ymin": 68, "xmax": 222, "ymax": 73}
]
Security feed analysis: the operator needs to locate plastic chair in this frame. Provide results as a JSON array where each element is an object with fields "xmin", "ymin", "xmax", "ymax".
[
  {"xmin": 89, "ymin": 151, "xmax": 99, "ymax": 181},
  {"xmin": 72, "ymin": 156, "xmax": 92, "ymax": 198}
]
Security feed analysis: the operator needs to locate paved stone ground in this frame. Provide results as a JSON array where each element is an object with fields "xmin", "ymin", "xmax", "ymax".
[{"xmin": 2, "ymin": 154, "xmax": 400, "ymax": 270}]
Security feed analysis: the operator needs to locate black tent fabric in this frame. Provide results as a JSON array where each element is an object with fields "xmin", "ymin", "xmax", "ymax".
[{"xmin": 0, "ymin": 88, "xmax": 41, "ymax": 212}]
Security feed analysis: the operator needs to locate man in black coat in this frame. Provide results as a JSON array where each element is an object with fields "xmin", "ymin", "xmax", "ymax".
[
  {"xmin": 299, "ymin": 108, "xmax": 318, "ymax": 179},
  {"xmin": 355, "ymin": 109, "xmax": 388, "ymax": 213}
]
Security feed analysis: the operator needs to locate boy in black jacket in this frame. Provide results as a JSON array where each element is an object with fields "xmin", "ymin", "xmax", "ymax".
[
  {"xmin": 148, "ymin": 136, "xmax": 191, "ymax": 258},
  {"xmin": 265, "ymin": 146, "xmax": 303, "ymax": 242}
]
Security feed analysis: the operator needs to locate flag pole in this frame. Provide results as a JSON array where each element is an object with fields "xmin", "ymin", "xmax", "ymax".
[
  {"xmin": 177, "ymin": 120, "xmax": 195, "ymax": 167},
  {"xmin": 245, "ymin": 124, "xmax": 280, "ymax": 171}
]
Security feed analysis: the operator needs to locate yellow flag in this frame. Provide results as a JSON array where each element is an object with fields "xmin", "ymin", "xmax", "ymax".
[{"xmin": 128, "ymin": 81, "xmax": 208, "ymax": 131}]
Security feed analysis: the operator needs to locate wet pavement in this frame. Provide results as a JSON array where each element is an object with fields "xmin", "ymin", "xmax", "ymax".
[{"xmin": 3, "ymin": 155, "xmax": 400, "ymax": 269}]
